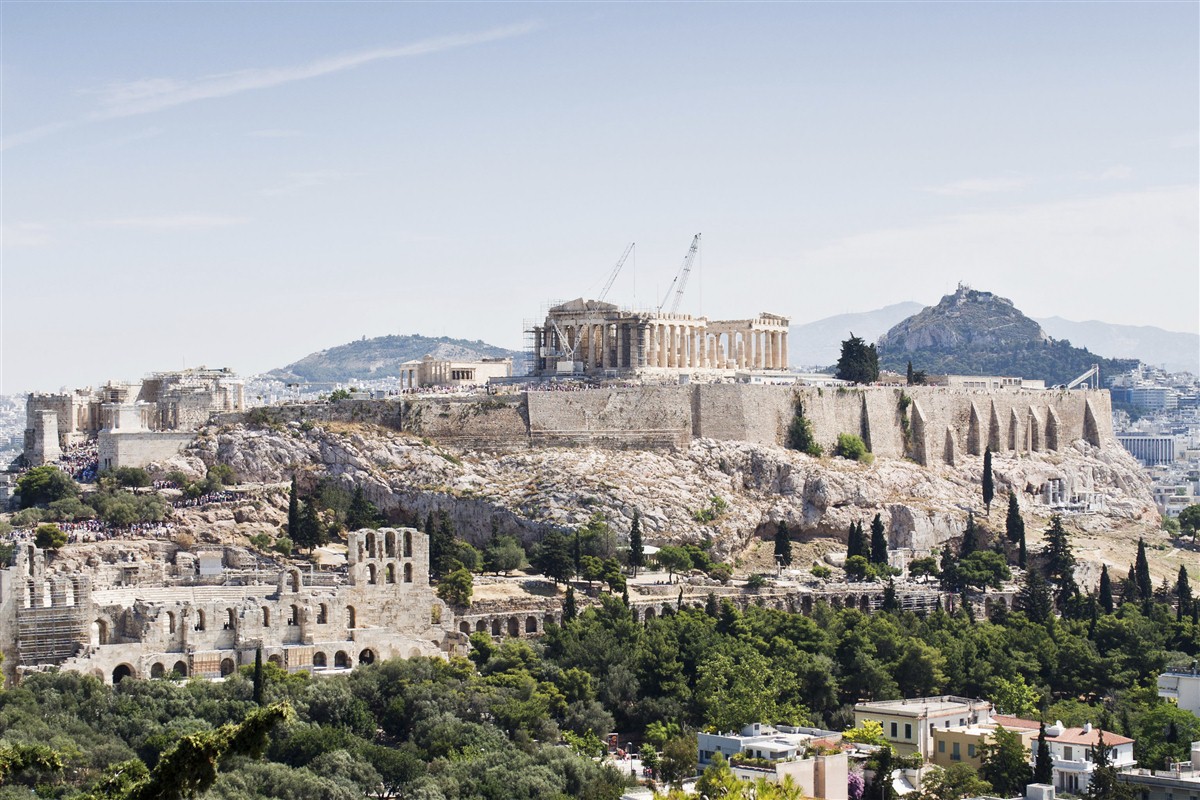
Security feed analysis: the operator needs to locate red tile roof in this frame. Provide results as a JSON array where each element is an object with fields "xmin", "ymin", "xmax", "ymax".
[
  {"xmin": 991, "ymin": 715, "xmax": 1041, "ymax": 731},
  {"xmin": 1050, "ymin": 728, "xmax": 1133, "ymax": 747}
]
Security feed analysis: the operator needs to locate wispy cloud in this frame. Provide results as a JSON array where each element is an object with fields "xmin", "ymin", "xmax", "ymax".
[
  {"xmin": 1, "ymin": 223, "xmax": 52, "ymax": 248},
  {"xmin": 262, "ymin": 170, "xmax": 356, "ymax": 197},
  {"xmin": 248, "ymin": 129, "xmax": 303, "ymax": 139},
  {"xmin": 1, "ymin": 21, "xmax": 541, "ymax": 151},
  {"xmin": 89, "ymin": 21, "xmax": 541, "ymax": 119},
  {"xmin": 924, "ymin": 176, "xmax": 1032, "ymax": 197},
  {"xmin": 90, "ymin": 215, "xmax": 248, "ymax": 231}
]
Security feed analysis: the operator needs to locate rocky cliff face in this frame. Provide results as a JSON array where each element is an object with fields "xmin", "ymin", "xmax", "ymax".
[{"xmin": 173, "ymin": 420, "xmax": 1156, "ymax": 562}]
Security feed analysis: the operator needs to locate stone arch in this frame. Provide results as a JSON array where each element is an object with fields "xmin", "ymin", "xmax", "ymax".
[
  {"xmin": 220, "ymin": 658, "xmax": 236, "ymax": 677},
  {"xmin": 367, "ymin": 564, "xmax": 377, "ymax": 585},
  {"xmin": 224, "ymin": 608, "xmax": 236, "ymax": 630},
  {"xmin": 407, "ymin": 646, "xmax": 422, "ymax": 659},
  {"xmin": 459, "ymin": 621, "xmax": 471, "ymax": 634},
  {"xmin": 289, "ymin": 569, "xmax": 301, "ymax": 592},
  {"xmin": 112, "ymin": 664, "xmax": 134, "ymax": 683},
  {"xmin": 801, "ymin": 595, "xmax": 813, "ymax": 615},
  {"xmin": 262, "ymin": 607, "xmax": 271, "ymax": 626},
  {"xmin": 358, "ymin": 648, "xmax": 376, "ymax": 665},
  {"xmin": 386, "ymin": 563, "xmax": 396, "ymax": 584},
  {"xmin": 150, "ymin": 662, "xmax": 165, "ymax": 679},
  {"xmin": 491, "ymin": 618, "xmax": 501, "ymax": 636},
  {"xmin": 334, "ymin": 651, "xmax": 350, "ymax": 668},
  {"xmin": 831, "ymin": 596, "xmax": 843, "ymax": 609},
  {"xmin": 403, "ymin": 531, "xmax": 413, "ymax": 557},
  {"xmin": 92, "ymin": 618, "xmax": 108, "ymax": 646},
  {"xmin": 268, "ymin": 654, "xmax": 282, "ymax": 666},
  {"xmin": 347, "ymin": 606, "xmax": 357, "ymax": 628},
  {"xmin": 643, "ymin": 606, "xmax": 656, "ymax": 620},
  {"xmin": 194, "ymin": 610, "xmax": 206, "ymax": 631},
  {"xmin": 476, "ymin": 619, "xmax": 488, "ymax": 633},
  {"xmin": 317, "ymin": 603, "xmax": 328, "ymax": 624},
  {"xmin": 367, "ymin": 533, "xmax": 378, "ymax": 558},
  {"xmin": 385, "ymin": 530, "xmax": 397, "ymax": 558},
  {"xmin": 288, "ymin": 604, "xmax": 300, "ymax": 626},
  {"xmin": 525, "ymin": 616, "xmax": 538, "ymax": 634},
  {"xmin": 313, "ymin": 652, "xmax": 328, "ymax": 668},
  {"xmin": 167, "ymin": 611, "xmax": 177, "ymax": 634},
  {"xmin": 403, "ymin": 563, "xmax": 413, "ymax": 583},
  {"xmin": 860, "ymin": 596, "xmax": 870, "ymax": 612},
  {"xmin": 171, "ymin": 660, "xmax": 188, "ymax": 678},
  {"xmin": 544, "ymin": 612, "xmax": 556, "ymax": 628}
]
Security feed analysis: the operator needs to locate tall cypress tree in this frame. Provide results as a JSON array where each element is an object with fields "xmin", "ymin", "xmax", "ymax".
[
  {"xmin": 572, "ymin": 530, "xmax": 582, "ymax": 575},
  {"xmin": 1135, "ymin": 538, "xmax": 1153, "ymax": 602},
  {"xmin": 1041, "ymin": 515, "xmax": 1077, "ymax": 605},
  {"xmin": 295, "ymin": 501, "xmax": 325, "ymax": 552},
  {"xmin": 982, "ymin": 448, "xmax": 995, "ymax": 516},
  {"xmin": 847, "ymin": 521, "xmax": 866, "ymax": 560},
  {"xmin": 287, "ymin": 476, "xmax": 300, "ymax": 538},
  {"xmin": 940, "ymin": 545, "xmax": 960, "ymax": 592},
  {"xmin": 1122, "ymin": 565, "xmax": 1138, "ymax": 606},
  {"xmin": 870, "ymin": 514, "xmax": 888, "ymax": 565},
  {"xmin": 253, "ymin": 647, "xmax": 265, "ymax": 706},
  {"xmin": 562, "ymin": 585, "xmax": 577, "ymax": 622},
  {"xmin": 961, "ymin": 511, "xmax": 981, "ymax": 558},
  {"xmin": 429, "ymin": 511, "xmax": 455, "ymax": 579},
  {"xmin": 1033, "ymin": 723, "xmax": 1053, "ymax": 784},
  {"xmin": 1005, "ymin": 493, "xmax": 1026, "ymax": 567},
  {"xmin": 1099, "ymin": 564, "xmax": 1114, "ymax": 614},
  {"xmin": 1017, "ymin": 568, "xmax": 1053, "ymax": 624},
  {"xmin": 346, "ymin": 485, "xmax": 379, "ymax": 531},
  {"xmin": 906, "ymin": 361, "xmax": 914, "ymax": 386},
  {"xmin": 775, "ymin": 521, "xmax": 793, "ymax": 567},
  {"xmin": 1177, "ymin": 565, "xmax": 1192, "ymax": 620},
  {"xmin": 629, "ymin": 510, "xmax": 645, "ymax": 575},
  {"xmin": 882, "ymin": 579, "xmax": 899, "ymax": 612}
]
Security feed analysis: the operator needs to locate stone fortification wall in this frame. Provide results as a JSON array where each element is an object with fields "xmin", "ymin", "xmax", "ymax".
[
  {"xmin": 526, "ymin": 386, "xmax": 692, "ymax": 448},
  {"xmin": 98, "ymin": 431, "xmax": 196, "ymax": 471}
]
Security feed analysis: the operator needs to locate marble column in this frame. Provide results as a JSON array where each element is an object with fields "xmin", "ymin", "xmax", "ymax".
[{"xmin": 781, "ymin": 331, "xmax": 789, "ymax": 371}]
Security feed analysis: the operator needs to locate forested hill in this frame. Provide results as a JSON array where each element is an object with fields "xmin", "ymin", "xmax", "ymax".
[
  {"xmin": 876, "ymin": 286, "xmax": 1138, "ymax": 386},
  {"xmin": 265, "ymin": 335, "xmax": 523, "ymax": 383}
]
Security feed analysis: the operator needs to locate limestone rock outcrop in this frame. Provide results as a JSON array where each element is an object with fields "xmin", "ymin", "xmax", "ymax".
[{"xmin": 185, "ymin": 420, "xmax": 1156, "ymax": 560}]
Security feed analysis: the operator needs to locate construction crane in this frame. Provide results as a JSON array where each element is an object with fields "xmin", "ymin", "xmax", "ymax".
[
  {"xmin": 658, "ymin": 233, "xmax": 701, "ymax": 314},
  {"xmin": 1063, "ymin": 363, "xmax": 1100, "ymax": 390},
  {"xmin": 597, "ymin": 243, "xmax": 635, "ymax": 302}
]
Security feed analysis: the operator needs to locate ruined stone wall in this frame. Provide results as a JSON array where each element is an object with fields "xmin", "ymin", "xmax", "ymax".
[
  {"xmin": 98, "ymin": 431, "xmax": 196, "ymax": 471},
  {"xmin": 526, "ymin": 386, "xmax": 692, "ymax": 448}
]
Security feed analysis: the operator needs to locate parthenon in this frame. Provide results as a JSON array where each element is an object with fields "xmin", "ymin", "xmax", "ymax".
[{"xmin": 531, "ymin": 299, "xmax": 790, "ymax": 377}]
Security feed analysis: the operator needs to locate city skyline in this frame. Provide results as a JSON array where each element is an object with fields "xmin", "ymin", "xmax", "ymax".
[{"xmin": 3, "ymin": 2, "xmax": 1197, "ymax": 391}]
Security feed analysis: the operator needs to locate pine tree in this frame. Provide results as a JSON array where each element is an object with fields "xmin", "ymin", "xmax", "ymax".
[
  {"xmin": 774, "ymin": 521, "xmax": 793, "ymax": 568},
  {"xmin": 1084, "ymin": 732, "xmax": 1134, "ymax": 800},
  {"xmin": 429, "ymin": 512, "xmax": 456, "ymax": 579},
  {"xmin": 572, "ymin": 530, "xmax": 582, "ymax": 575},
  {"xmin": 1099, "ymin": 564, "xmax": 1114, "ymax": 614},
  {"xmin": 1033, "ymin": 723, "xmax": 1053, "ymax": 784},
  {"xmin": 1177, "ymin": 565, "xmax": 1192, "ymax": 620},
  {"xmin": 961, "ymin": 511, "xmax": 981, "ymax": 558},
  {"xmin": 346, "ymin": 485, "xmax": 379, "ymax": 531},
  {"xmin": 940, "ymin": 545, "xmax": 960, "ymax": 592},
  {"xmin": 563, "ymin": 585, "xmax": 577, "ymax": 622},
  {"xmin": 836, "ymin": 333, "xmax": 880, "ymax": 384},
  {"xmin": 870, "ymin": 514, "xmax": 888, "ymax": 565},
  {"xmin": 535, "ymin": 530, "xmax": 575, "ymax": 585},
  {"xmin": 983, "ymin": 448, "xmax": 995, "ymax": 516},
  {"xmin": 629, "ymin": 510, "xmax": 645, "ymax": 575},
  {"xmin": 1017, "ymin": 568, "xmax": 1053, "ymax": 624},
  {"xmin": 423, "ymin": 511, "xmax": 435, "ymax": 535},
  {"xmin": 295, "ymin": 501, "xmax": 325, "ymax": 552},
  {"xmin": 1135, "ymin": 538, "xmax": 1153, "ymax": 602},
  {"xmin": 287, "ymin": 476, "xmax": 300, "ymax": 537},
  {"xmin": 253, "ymin": 647, "xmax": 265, "ymax": 706},
  {"xmin": 1041, "ymin": 515, "xmax": 1077, "ymax": 604}
]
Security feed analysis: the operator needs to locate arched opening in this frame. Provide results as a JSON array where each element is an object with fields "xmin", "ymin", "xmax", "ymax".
[
  {"xmin": 367, "ymin": 564, "xmax": 377, "ymax": 585},
  {"xmin": 112, "ymin": 664, "xmax": 134, "ymax": 684},
  {"xmin": 288, "ymin": 605, "xmax": 299, "ymax": 626},
  {"xmin": 644, "ymin": 607, "xmax": 656, "ymax": 620},
  {"xmin": 334, "ymin": 651, "xmax": 350, "ymax": 668},
  {"xmin": 507, "ymin": 617, "xmax": 520, "ymax": 637},
  {"xmin": 801, "ymin": 596, "xmax": 813, "ymax": 615},
  {"xmin": 386, "ymin": 531, "xmax": 397, "ymax": 558},
  {"xmin": 167, "ymin": 611, "xmax": 177, "ymax": 634},
  {"xmin": 313, "ymin": 652, "xmax": 328, "ymax": 669},
  {"xmin": 386, "ymin": 563, "xmax": 396, "ymax": 584},
  {"xmin": 403, "ymin": 563, "xmax": 413, "ymax": 583},
  {"xmin": 525, "ymin": 616, "xmax": 538, "ymax": 634},
  {"xmin": 347, "ymin": 606, "xmax": 356, "ymax": 628},
  {"xmin": 490, "ymin": 619, "xmax": 501, "ymax": 636},
  {"xmin": 367, "ymin": 533, "xmax": 377, "ymax": 558},
  {"xmin": 220, "ymin": 658, "xmax": 236, "ymax": 676},
  {"xmin": 317, "ymin": 604, "xmax": 328, "ymax": 624},
  {"xmin": 262, "ymin": 607, "xmax": 271, "ymax": 626},
  {"xmin": 544, "ymin": 613, "xmax": 556, "ymax": 628},
  {"xmin": 630, "ymin": 607, "xmax": 640, "ymax": 622},
  {"xmin": 476, "ymin": 620, "xmax": 488, "ymax": 632},
  {"xmin": 831, "ymin": 596, "xmax": 843, "ymax": 609},
  {"xmin": 459, "ymin": 621, "xmax": 470, "ymax": 633},
  {"xmin": 150, "ymin": 662, "xmax": 165, "ymax": 679},
  {"xmin": 358, "ymin": 648, "xmax": 376, "ymax": 665},
  {"xmin": 403, "ymin": 531, "xmax": 413, "ymax": 558},
  {"xmin": 92, "ymin": 619, "xmax": 108, "ymax": 646},
  {"xmin": 289, "ymin": 571, "xmax": 301, "ymax": 592},
  {"xmin": 172, "ymin": 660, "xmax": 188, "ymax": 678},
  {"xmin": 194, "ymin": 610, "xmax": 206, "ymax": 631},
  {"xmin": 224, "ymin": 608, "xmax": 236, "ymax": 630},
  {"xmin": 860, "ymin": 596, "xmax": 870, "ymax": 612},
  {"xmin": 268, "ymin": 654, "xmax": 283, "ymax": 666}
]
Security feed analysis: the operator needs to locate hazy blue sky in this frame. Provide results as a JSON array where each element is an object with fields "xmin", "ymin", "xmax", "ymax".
[{"xmin": 3, "ymin": 2, "xmax": 1196, "ymax": 391}]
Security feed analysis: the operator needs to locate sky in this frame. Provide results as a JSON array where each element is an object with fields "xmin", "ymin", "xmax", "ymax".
[{"xmin": 2, "ymin": 2, "xmax": 1197, "ymax": 392}]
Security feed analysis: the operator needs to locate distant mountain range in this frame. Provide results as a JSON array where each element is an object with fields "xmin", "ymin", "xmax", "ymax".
[
  {"xmin": 264, "ymin": 335, "xmax": 523, "ymax": 383},
  {"xmin": 790, "ymin": 300, "xmax": 1198, "ymax": 375}
]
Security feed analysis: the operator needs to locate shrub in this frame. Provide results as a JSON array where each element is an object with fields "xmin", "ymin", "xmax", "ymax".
[
  {"xmin": 834, "ymin": 433, "xmax": 871, "ymax": 463},
  {"xmin": 207, "ymin": 464, "xmax": 238, "ymax": 485},
  {"xmin": 34, "ymin": 524, "xmax": 67, "ymax": 550},
  {"xmin": 811, "ymin": 564, "xmax": 832, "ymax": 580},
  {"xmin": 787, "ymin": 398, "xmax": 823, "ymax": 457},
  {"xmin": 111, "ymin": 467, "xmax": 151, "ymax": 488},
  {"xmin": 746, "ymin": 573, "xmax": 769, "ymax": 590},
  {"xmin": 275, "ymin": 536, "xmax": 294, "ymax": 556}
]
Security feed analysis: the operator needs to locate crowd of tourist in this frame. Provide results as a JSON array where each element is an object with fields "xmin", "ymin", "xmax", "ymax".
[
  {"xmin": 2, "ymin": 519, "xmax": 177, "ymax": 546},
  {"xmin": 173, "ymin": 491, "xmax": 235, "ymax": 509},
  {"xmin": 58, "ymin": 444, "xmax": 99, "ymax": 482}
]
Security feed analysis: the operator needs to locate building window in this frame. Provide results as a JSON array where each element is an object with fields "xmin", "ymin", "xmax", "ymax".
[
  {"xmin": 891, "ymin": 722, "xmax": 898, "ymax": 738},
  {"xmin": 968, "ymin": 744, "xmax": 976, "ymax": 758},
  {"xmin": 938, "ymin": 741, "xmax": 945, "ymax": 753},
  {"xmin": 1064, "ymin": 746, "xmax": 1073, "ymax": 761},
  {"xmin": 952, "ymin": 743, "xmax": 961, "ymax": 761},
  {"xmin": 905, "ymin": 724, "xmax": 912, "ymax": 740}
]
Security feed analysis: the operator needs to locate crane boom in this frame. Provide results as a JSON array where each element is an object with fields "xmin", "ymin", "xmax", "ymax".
[
  {"xmin": 1064, "ymin": 363, "xmax": 1099, "ymax": 390},
  {"xmin": 658, "ymin": 233, "xmax": 702, "ymax": 314},
  {"xmin": 598, "ymin": 242, "xmax": 635, "ymax": 302}
]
